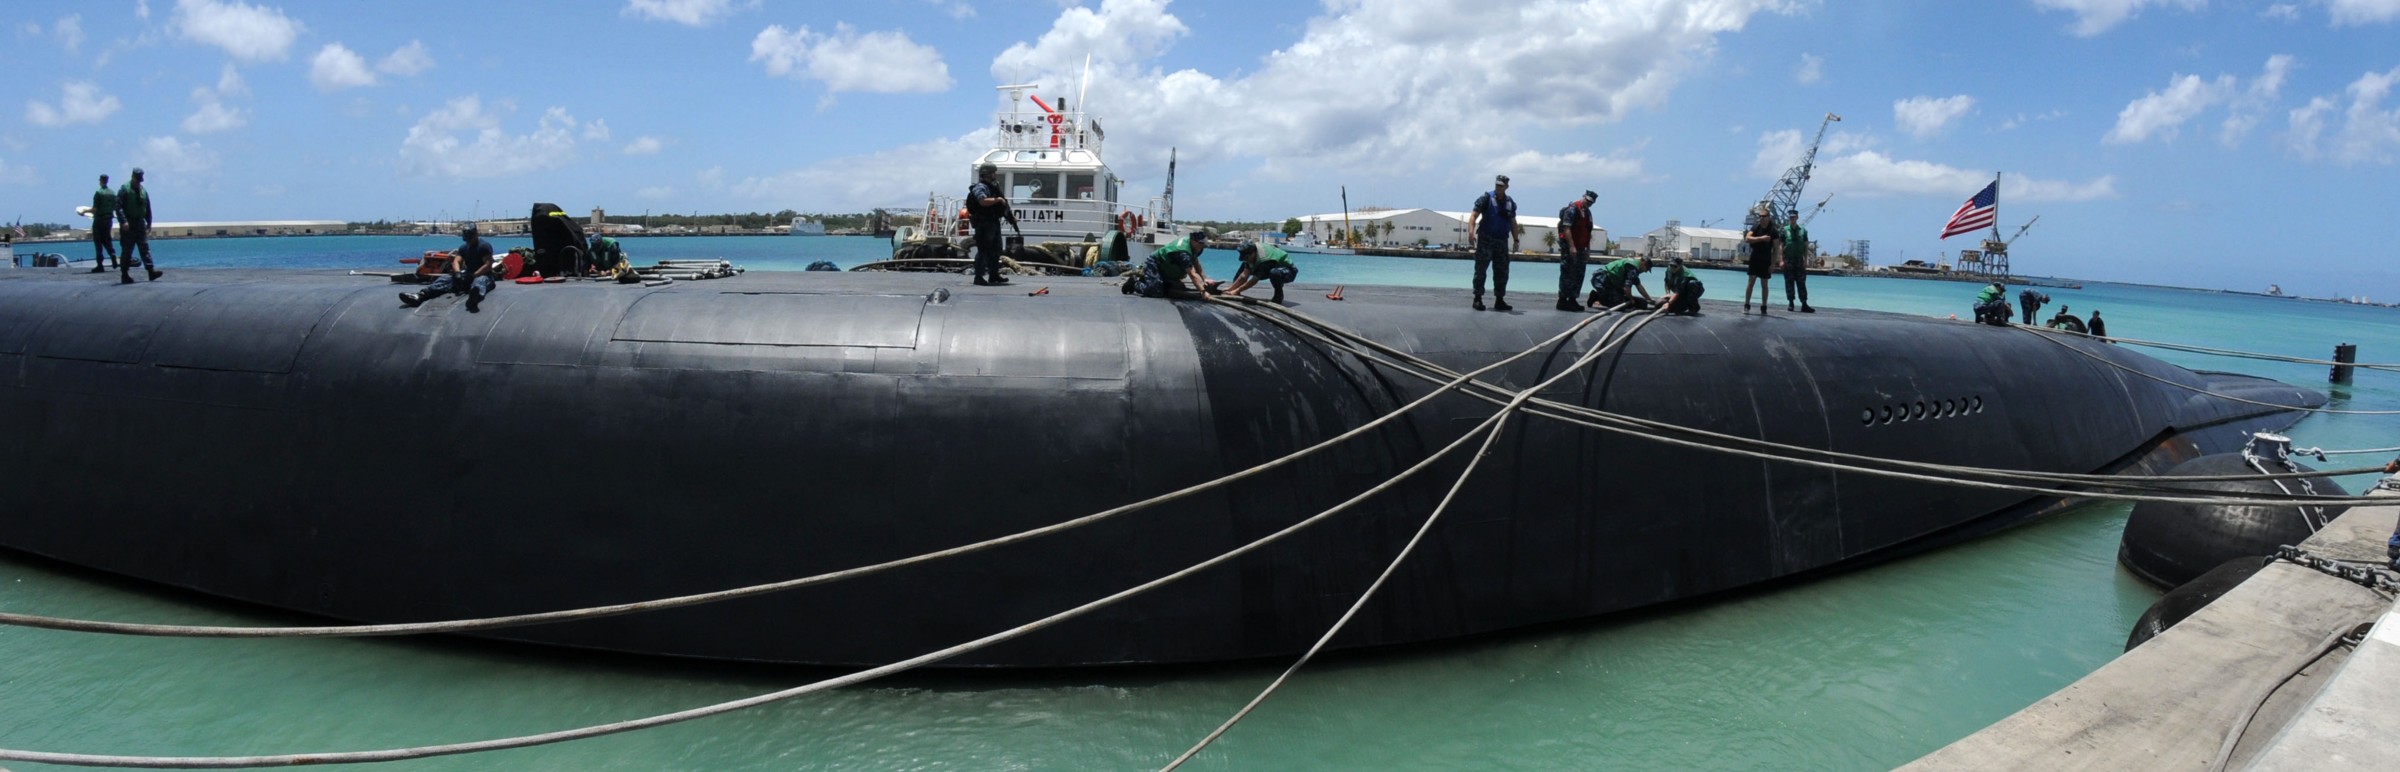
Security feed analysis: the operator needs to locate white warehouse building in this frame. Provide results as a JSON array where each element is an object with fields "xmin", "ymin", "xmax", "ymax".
[{"xmin": 1638, "ymin": 221, "xmax": 1747, "ymax": 261}]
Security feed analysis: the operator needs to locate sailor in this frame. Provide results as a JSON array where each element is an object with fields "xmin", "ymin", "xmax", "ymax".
[
  {"xmin": 1463, "ymin": 174, "xmax": 1519, "ymax": 312},
  {"xmin": 1780, "ymin": 207, "xmax": 1814, "ymax": 313},
  {"xmin": 400, "ymin": 223, "xmax": 497, "ymax": 312},
  {"xmin": 1661, "ymin": 256, "xmax": 1705, "ymax": 316},
  {"xmin": 966, "ymin": 162, "xmax": 1019, "ymax": 286},
  {"xmin": 586, "ymin": 233, "xmax": 630, "ymax": 279},
  {"xmin": 116, "ymin": 167, "xmax": 160, "ymax": 284},
  {"xmin": 2088, "ymin": 309, "xmax": 2109, "ymax": 341},
  {"xmin": 1554, "ymin": 190, "xmax": 1598, "ymax": 312},
  {"xmin": 2046, "ymin": 305, "xmax": 2086, "ymax": 333},
  {"xmin": 1135, "ymin": 229, "xmax": 1215, "ymax": 299},
  {"xmin": 2018, "ymin": 289, "xmax": 2050, "ymax": 326},
  {"xmin": 1586, "ymin": 256, "xmax": 1656, "ymax": 311},
  {"xmin": 1972, "ymin": 283, "xmax": 2011, "ymax": 326},
  {"xmin": 1742, "ymin": 204, "xmax": 1775, "ymax": 314},
  {"xmin": 1224, "ymin": 240, "xmax": 1298, "ymax": 303},
  {"xmin": 87, "ymin": 173, "xmax": 119, "ymax": 273}
]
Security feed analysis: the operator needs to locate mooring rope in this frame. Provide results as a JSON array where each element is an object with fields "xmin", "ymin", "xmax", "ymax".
[
  {"xmin": 1222, "ymin": 300, "xmax": 2399, "ymax": 506},
  {"xmin": 1237, "ymin": 300, "xmax": 2377, "ymax": 490},
  {"xmin": 2015, "ymin": 327, "xmax": 2400, "ymax": 416},
  {"xmin": 0, "ymin": 307, "xmax": 1630, "ymax": 641},
  {"xmin": 2048, "ymin": 328, "xmax": 2400, "ymax": 373},
  {"xmin": 1162, "ymin": 306, "xmax": 1668, "ymax": 770},
  {"xmin": 0, "ymin": 306, "xmax": 1649, "ymax": 768}
]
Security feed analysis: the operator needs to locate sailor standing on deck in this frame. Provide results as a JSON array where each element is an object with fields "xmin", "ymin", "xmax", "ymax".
[
  {"xmin": 1464, "ymin": 174, "xmax": 1519, "ymax": 312},
  {"xmin": 116, "ymin": 168, "xmax": 160, "ymax": 284},
  {"xmin": 966, "ymin": 162, "xmax": 1018, "ymax": 286},
  {"xmin": 87, "ymin": 173, "xmax": 119, "ymax": 273},
  {"xmin": 1554, "ymin": 190, "xmax": 1598, "ymax": 312},
  {"xmin": 1742, "ymin": 204, "xmax": 1775, "ymax": 314},
  {"xmin": 1780, "ymin": 207, "xmax": 1814, "ymax": 313}
]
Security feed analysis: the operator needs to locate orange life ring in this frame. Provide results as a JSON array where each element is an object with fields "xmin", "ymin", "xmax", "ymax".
[
  {"xmin": 1118, "ymin": 211, "xmax": 1141, "ymax": 234},
  {"xmin": 956, "ymin": 208, "xmax": 971, "ymax": 236}
]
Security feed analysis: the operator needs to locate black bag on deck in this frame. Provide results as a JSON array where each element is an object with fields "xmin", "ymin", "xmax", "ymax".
[{"xmin": 528, "ymin": 203, "xmax": 587, "ymax": 278}]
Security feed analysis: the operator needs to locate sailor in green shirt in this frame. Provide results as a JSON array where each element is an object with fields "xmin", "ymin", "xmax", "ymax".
[
  {"xmin": 1779, "ymin": 207, "xmax": 1814, "ymax": 313},
  {"xmin": 586, "ymin": 234, "xmax": 630, "ymax": 279},
  {"xmin": 1134, "ymin": 230, "xmax": 1215, "ymax": 298},
  {"xmin": 116, "ymin": 167, "xmax": 160, "ymax": 283},
  {"xmin": 1972, "ymin": 283, "xmax": 2010, "ymax": 326},
  {"xmin": 1586, "ymin": 256, "xmax": 1656, "ymax": 311},
  {"xmin": 1660, "ymin": 256, "xmax": 1705, "ymax": 315},
  {"xmin": 1224, "ymin": 241, "xmax": 1298, "ymax": 303},
  {"xmin": 87, "ymin": 173, "xmax": 119, "ymax": 273}
]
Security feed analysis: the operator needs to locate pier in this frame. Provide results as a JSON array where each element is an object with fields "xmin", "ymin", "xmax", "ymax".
[{"xmin": 1906, "ymin": 484, "xmax": 2400, "ymax": 770}]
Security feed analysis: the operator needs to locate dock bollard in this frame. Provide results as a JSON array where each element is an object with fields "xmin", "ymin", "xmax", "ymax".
[{"xmin": 2331, "ymin": 343, "xmax": 2357, "ymax": 383}]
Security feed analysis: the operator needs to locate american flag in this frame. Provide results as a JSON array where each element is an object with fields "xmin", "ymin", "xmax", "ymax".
[{"xmin": 1940, "ymin": 181, "xmax": 1997, "ymax": 239}]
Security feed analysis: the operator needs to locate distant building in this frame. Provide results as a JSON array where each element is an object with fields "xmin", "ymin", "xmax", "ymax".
[
  {"xmin": 148, "ymin": 220, "xmax": 348, "ymax": 238},
  {"xmin": 1289, "ymin": 207, "xmax": 1602, "ymax": 251},
  {"xmin": 1638, "ymin": 221, "xmax": 1745, "ymax": 261}
]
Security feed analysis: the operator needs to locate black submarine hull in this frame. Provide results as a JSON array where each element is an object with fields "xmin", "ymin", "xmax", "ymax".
[{"xmin": 0, "ymin": 270, "xmax": 2320, "ymax": 666}]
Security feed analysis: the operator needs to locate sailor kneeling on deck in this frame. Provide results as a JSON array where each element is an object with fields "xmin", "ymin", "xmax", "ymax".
[
  {"xmin": 400, "ymin": 224, "xmax": 497, "ymax": 312},
  {"xmin": 1586, "ymin": 256, "xmax": 1656, "ymax": 311},
  {"xmin": 587, "ymin": 234, "xmax": 636, "ymax": 282},
  {"xmin": 1972, "ymin": 282, "xmax": 2011, "ymax": 326},
  {"xmin": 1128, "ymin": 229, "xmax": 1215, "ymax": 299},
  {"xmin": 1223, "ymin": 240, "xmax": 1298, "ymax": 303},
  {"xmin": 1661, "ymin": 256, "xmax": 1704, "ymax": 315}
]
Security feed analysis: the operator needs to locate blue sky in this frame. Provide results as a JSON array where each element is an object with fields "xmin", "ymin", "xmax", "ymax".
[{"xmin": 4, "ymin": 0, "xmax": 2399, "ymax": 297}]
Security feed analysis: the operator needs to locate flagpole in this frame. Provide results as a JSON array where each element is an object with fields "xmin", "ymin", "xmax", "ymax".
[{"xmin": 1991, "ymin": 171, "xmax": 2002, "ymax": 243}]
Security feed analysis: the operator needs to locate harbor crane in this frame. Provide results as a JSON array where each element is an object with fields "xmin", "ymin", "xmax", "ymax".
[
  {"xmin": 1801, "ymin": 193, "xmax": 1833, "ymax": 226},
  {"xmin": 1749, "ymin": 112, "xmax": 1841, "ymax": 229}
]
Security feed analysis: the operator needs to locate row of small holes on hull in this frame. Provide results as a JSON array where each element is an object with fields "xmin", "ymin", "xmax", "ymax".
[{"xmin": 1862, "ymin": 396, "xmax": 1984, "ymax": 426}]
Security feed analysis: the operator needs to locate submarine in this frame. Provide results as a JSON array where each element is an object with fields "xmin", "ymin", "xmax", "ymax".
[{"xmin": 0, "ymin": 268, "xmax": 2323, "ymax": 666}]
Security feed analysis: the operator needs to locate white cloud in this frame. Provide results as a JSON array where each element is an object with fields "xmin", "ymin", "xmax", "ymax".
[
  {"xmin": 378, "ymin": 41, "xmax": 434, "ymax": 76},
  {"xmin": 582, "ymin": 119, "xmax": 612, "ymax": 141},
  {"xmin": 136, "ymin": 135, "xmax": 220, "ymax": 176},
  {"xmin": 399, "ymin": 96, "xmax": 590, "ymax": 178},
  {"xmin": 624, "ymin": 136, "xmax": 665, "ymax": 155},
  {"xmin": 25, "ymin": 81, "xmax": 122, "ymax": 127},
  {"xmin": 2262, "ymin": 3, "xmax": 2301, "ymax": 20},
  {"xmin": 2107, "ymin": 56, "xmax": 2293, "ymax": 145},
  {"xmin": 2032, "ymin": 0, "xmax": 2204, "ymax": 36},
  {"xmin": 636, "ymin": 185, "xmax": 676, "ymax": 199},
  {"xmin": 1795, "ymin": 52, "xmax": 1822, "ymax": 85},
  {"xmin": 2221, "ymin": 54, "xmax": 2293, "ymax": 146},
  {"xmin": 2107, "ymin": 73, "xmax": 2233, "ymax": 143},
  {"xmin": 172, "ymin": 0, "xmax": 303, "ymax": 62},
  {"xmin": 751, "ymin": 23, "xmax": 952, "ymax": 93},
  {"xmin": 310, "ymin": 44, "xmax": 377, "ymax": 91},
  {"xmin": 1894, "ymin": 95, "xmax": 1975, "ymax": 138},
  {"xmin": 215, "ymin": 63, "xmax": 248, "ymax": 97},
  {"xmin": 53, "ymin": 15, "xmax": 85, "ymax": 53},
  {"xmin": 625, "ymin": 0, "xmax": 747, "ymax": 27},
  {"xmin": 1999, "ymin": 110, "xmax": 2067, "ymax": 130},
  {"xmin": 983, "ymin": 0, "xmax": 1794, "ymax": 188},
  {"xmin": 2329, "ymin": 0, "xmax": 2400, "ymax": 25},
  {"xmin": 182, "ymin": 99, "xmax": 244, "ymax": 133},
  {"xmin": 137, "ymin": 0, "xmax": 151, "ymax": 21},
  {"xmin": 1753, "ymin": 129, "xmax": 2116, "ymax": 202},
  {"xmin": 2287, "ymin": 65, "xmax": 2400, "ymax": 164}
]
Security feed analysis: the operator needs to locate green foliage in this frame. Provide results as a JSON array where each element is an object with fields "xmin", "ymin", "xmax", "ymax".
[{"xmin": 1281, "ymin": 218, "xmax": 1302, "ymax": 237}]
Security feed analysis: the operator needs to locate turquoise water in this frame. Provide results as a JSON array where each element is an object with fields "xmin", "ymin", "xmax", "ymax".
[{"xmin": 5, "ymin": 236, "xmax": 2399, "ymax": 770}]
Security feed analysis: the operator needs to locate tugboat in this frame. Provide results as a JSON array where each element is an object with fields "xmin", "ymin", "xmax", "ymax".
[{"xmin": 877, "ymin": 83, "xmax": 1177, "ymax": 275}]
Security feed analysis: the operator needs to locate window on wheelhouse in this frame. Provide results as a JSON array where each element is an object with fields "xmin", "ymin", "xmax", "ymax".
[
  {"xmin": 1068, "ymin": 173, "xmax": 1096, "ymax": 200},
  {"xmin": 1010, "ymin": 173, "xmax": 1058, "ymax": 202}
]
